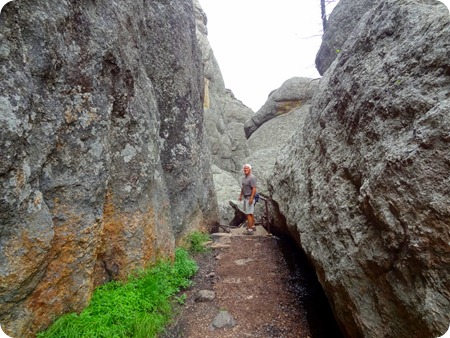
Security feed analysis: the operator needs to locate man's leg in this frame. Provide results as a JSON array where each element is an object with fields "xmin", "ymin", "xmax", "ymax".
[
  {"xmin": 243, "ymin": 199, "xmax": 256, "ymax": 233},
  {"xmin": 243, "ymin": 214, "xmax": 254, "ymax": 234},
  {"xmin": 248, "ymin": 214, "xmax": 254, "ymax": 229},
  {"xmin": 248, "ymin": 199, "xmax": 256, "ymax": 230}
]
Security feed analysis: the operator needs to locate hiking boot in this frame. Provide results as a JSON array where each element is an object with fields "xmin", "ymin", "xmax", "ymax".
[{"xmin": 243, "ymin": 228, "xmax": 254, "ymax": 235}]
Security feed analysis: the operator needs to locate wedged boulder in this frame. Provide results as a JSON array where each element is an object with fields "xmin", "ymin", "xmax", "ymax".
[
  {"xmin": 246, "ymin": 103, "xmax": 311, "ymax": 196},
  {"xmin": 244, "ymin": 77, "xmax": 318, "ymax": 139},
  {"xmin": 245, "ymin": 106, "xmax": 311, "ymax": 236},
  {"xmin": 270, "ymin": 1, "xmax": 450, "ymax": 337},
  {"xmin": 0, "ymin": 1, "xmax": 218, "ymax": 336}
]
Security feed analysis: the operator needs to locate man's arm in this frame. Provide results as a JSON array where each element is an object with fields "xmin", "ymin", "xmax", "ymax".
[{"xmin": 249, "ymin": 186, "xmax": 256, "ymax": 204}]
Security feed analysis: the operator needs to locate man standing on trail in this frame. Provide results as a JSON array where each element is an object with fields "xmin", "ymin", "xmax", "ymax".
[{"xmin": 239, "ymin": 163, "xmax": 257, "ymax": 235}]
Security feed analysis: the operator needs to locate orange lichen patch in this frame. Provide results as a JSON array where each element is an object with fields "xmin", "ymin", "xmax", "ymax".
[
  {"xmin": 0, "ymin": 225, "xmax": 53, "ymax": 327},
  {"xmin": 94, "ymin": 190, "xmax": 129, "ymax": 282},
  {"xmin": 142, "ymin": 207, "xmax": 157, "ymax": 264},
  {"xmin": 100, "ymin": 191, "xmax": 126, "ymax": 254},
  {"xmin": 94, "ymin": 190, "xmax": 173, "ymax": 284},
  {"xmin": 24, "ymin": 205, "xmax": 100, "ymax": 336},
  {"xmin": 275, "ymin": 99, "xmax": 303, "ymax": 116},
  {"xmin": 24, "ymin": 189, "xmax": 179, "ymax": 335}
]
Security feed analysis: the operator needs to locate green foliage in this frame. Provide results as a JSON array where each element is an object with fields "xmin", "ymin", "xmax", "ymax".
[
  {"xmin": 37, "ymin": 248, "xmax": 198, "ymax": 338},
  {"xmin": 174, "ymin": 293, "xmax": 187, "ymax": 305},
  {"xmin": 187, "ymin": 231, "xmax": 211, "ymax": 253}
]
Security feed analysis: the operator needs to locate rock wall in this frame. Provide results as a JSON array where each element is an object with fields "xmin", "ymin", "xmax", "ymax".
[
  {"xmin": 0, "ymin": 0, "xmax": 218, "ymax": 336},
  {"xmin": 194, "ymin": 0, "xmax": 253, "ymax": 173},
  {"xmin": 315, "ymin": 0, "xmax": 381, "ymax": 76},
  {"xmin": 194, "ymin": 0, "xmax": 254, "ymax": 225},
  {"xmin": 270, "ymin": 0, "xmax": 450, "ymax": 337}
]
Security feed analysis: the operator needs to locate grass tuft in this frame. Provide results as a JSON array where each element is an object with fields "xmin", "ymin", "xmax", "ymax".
[{"xmin": 186, "ymin": 231, "xmax": 211, "ymax": 253}]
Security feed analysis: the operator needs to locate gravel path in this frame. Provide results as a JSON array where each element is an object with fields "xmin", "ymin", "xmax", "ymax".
[{"xmin": 161, "ymin": 227, "xmax": 314, "ymax": 338}]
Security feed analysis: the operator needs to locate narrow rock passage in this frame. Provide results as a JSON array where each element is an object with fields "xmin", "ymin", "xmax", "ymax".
[{"xmin": 162, "ymin": 227, "xmax": 343, "ymax": 338}]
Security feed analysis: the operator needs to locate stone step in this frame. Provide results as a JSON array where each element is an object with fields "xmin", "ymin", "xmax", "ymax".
[{"xmin": 226, "ymin": 225, "xmax": 270, "ymax": 237}]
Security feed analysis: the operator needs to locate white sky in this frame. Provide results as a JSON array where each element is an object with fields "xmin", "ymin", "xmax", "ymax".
[{"xmin": 0, "ymin": 0, "xmax": 449, "ymax": 111}]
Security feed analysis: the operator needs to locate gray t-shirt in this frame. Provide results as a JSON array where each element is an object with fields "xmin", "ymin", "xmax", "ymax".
[{"xmin": 241, "ymin": 174, "xmax": 257, "ymax": 196}]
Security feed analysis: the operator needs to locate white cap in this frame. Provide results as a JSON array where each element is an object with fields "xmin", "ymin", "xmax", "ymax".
[{"xmin": 243, "ymin": 163, "xmax": 252, "ymax": 170}]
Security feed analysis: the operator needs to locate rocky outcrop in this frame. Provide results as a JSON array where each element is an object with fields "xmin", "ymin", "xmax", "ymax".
[
  {"xmin": 194, "ymin": 1, "xmax": 253, "ymax": 172},
  {"xmin": 244, "ymin": 77, "xmax": 318, "ymax": 139},
  {"xmin": 315, "ymin": 0, "xmax": 382, "ymax": 76},
  {"xmin": 270, "ymin": 1, "xmax": 450, "ymax": 337},
  {"xmin": 0, "ymin": 0, "xmax": 218, "ymax": 336}
]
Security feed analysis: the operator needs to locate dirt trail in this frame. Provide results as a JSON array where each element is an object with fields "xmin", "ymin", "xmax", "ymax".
[{"xmin": 161, "ymin": 226, "xmax": 316, "ymax": 338}]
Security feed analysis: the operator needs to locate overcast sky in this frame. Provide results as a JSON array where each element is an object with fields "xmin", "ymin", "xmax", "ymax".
[{"xmin": 0, "ymin": 0, "xmax": 448, "ymax": 112}]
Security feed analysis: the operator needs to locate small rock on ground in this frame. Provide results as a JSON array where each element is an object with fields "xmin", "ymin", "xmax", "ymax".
[
  {"xmin": 195, "ymin": 290, "xmax": 215, "ymax": 302},
  {"xmin": 210, "ymin": 310, "xmax": 236, "ymax": 330}
]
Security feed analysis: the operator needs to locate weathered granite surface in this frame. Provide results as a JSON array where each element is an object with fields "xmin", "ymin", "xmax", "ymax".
[
  {"xmin": 245, "ymin": 78, "xmax": 318, "ymax": 195},
  {"xmin": 270, "ymin": 1, "xmax": 450, "ymax": 337},
  {"xmin": 211, "ymin": 164, "xmax": 241, "ymax": 226},
  {"xmin": 195, "ymin": 0, "xmax": 253, "ymax": 172},
  {"xmin": 0, "ymin": 0, "xmax": 218, "ymax": 336},
  {"xmin": 244, "ymin": 77, "xmax": 318, "ymax": 139},
  {"xmin": 315, "ymin": 0, "xmax": 382, "ymax": 76}
]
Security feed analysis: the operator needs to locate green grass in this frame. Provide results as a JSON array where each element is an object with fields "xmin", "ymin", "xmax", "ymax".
[
  {"xmin": 186, "ymin": 231, "xmax": 211, "ymax": 253},
  {"xmin": 37, "ymin": 248, "xmax": 198, "ymax": 338}
]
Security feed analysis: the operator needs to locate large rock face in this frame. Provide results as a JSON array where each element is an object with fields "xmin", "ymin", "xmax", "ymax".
[
  {"xmin": 0, "ymin": 0, "xmax": 218, "ymax": 336},
  {"xmin": 270, "ymin": 1, "xmax": 450, "ymax": 337},
  {"xmin": 211, "ymin": 164, "xmax": 241, "ymax": 226},
  {"xmin": 315, "ymin": 0, "xmax": 382, "ymax": 76},
  {"xmin": 194, "ymin": 0, "xmax": 253, "ymax": 172}
]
